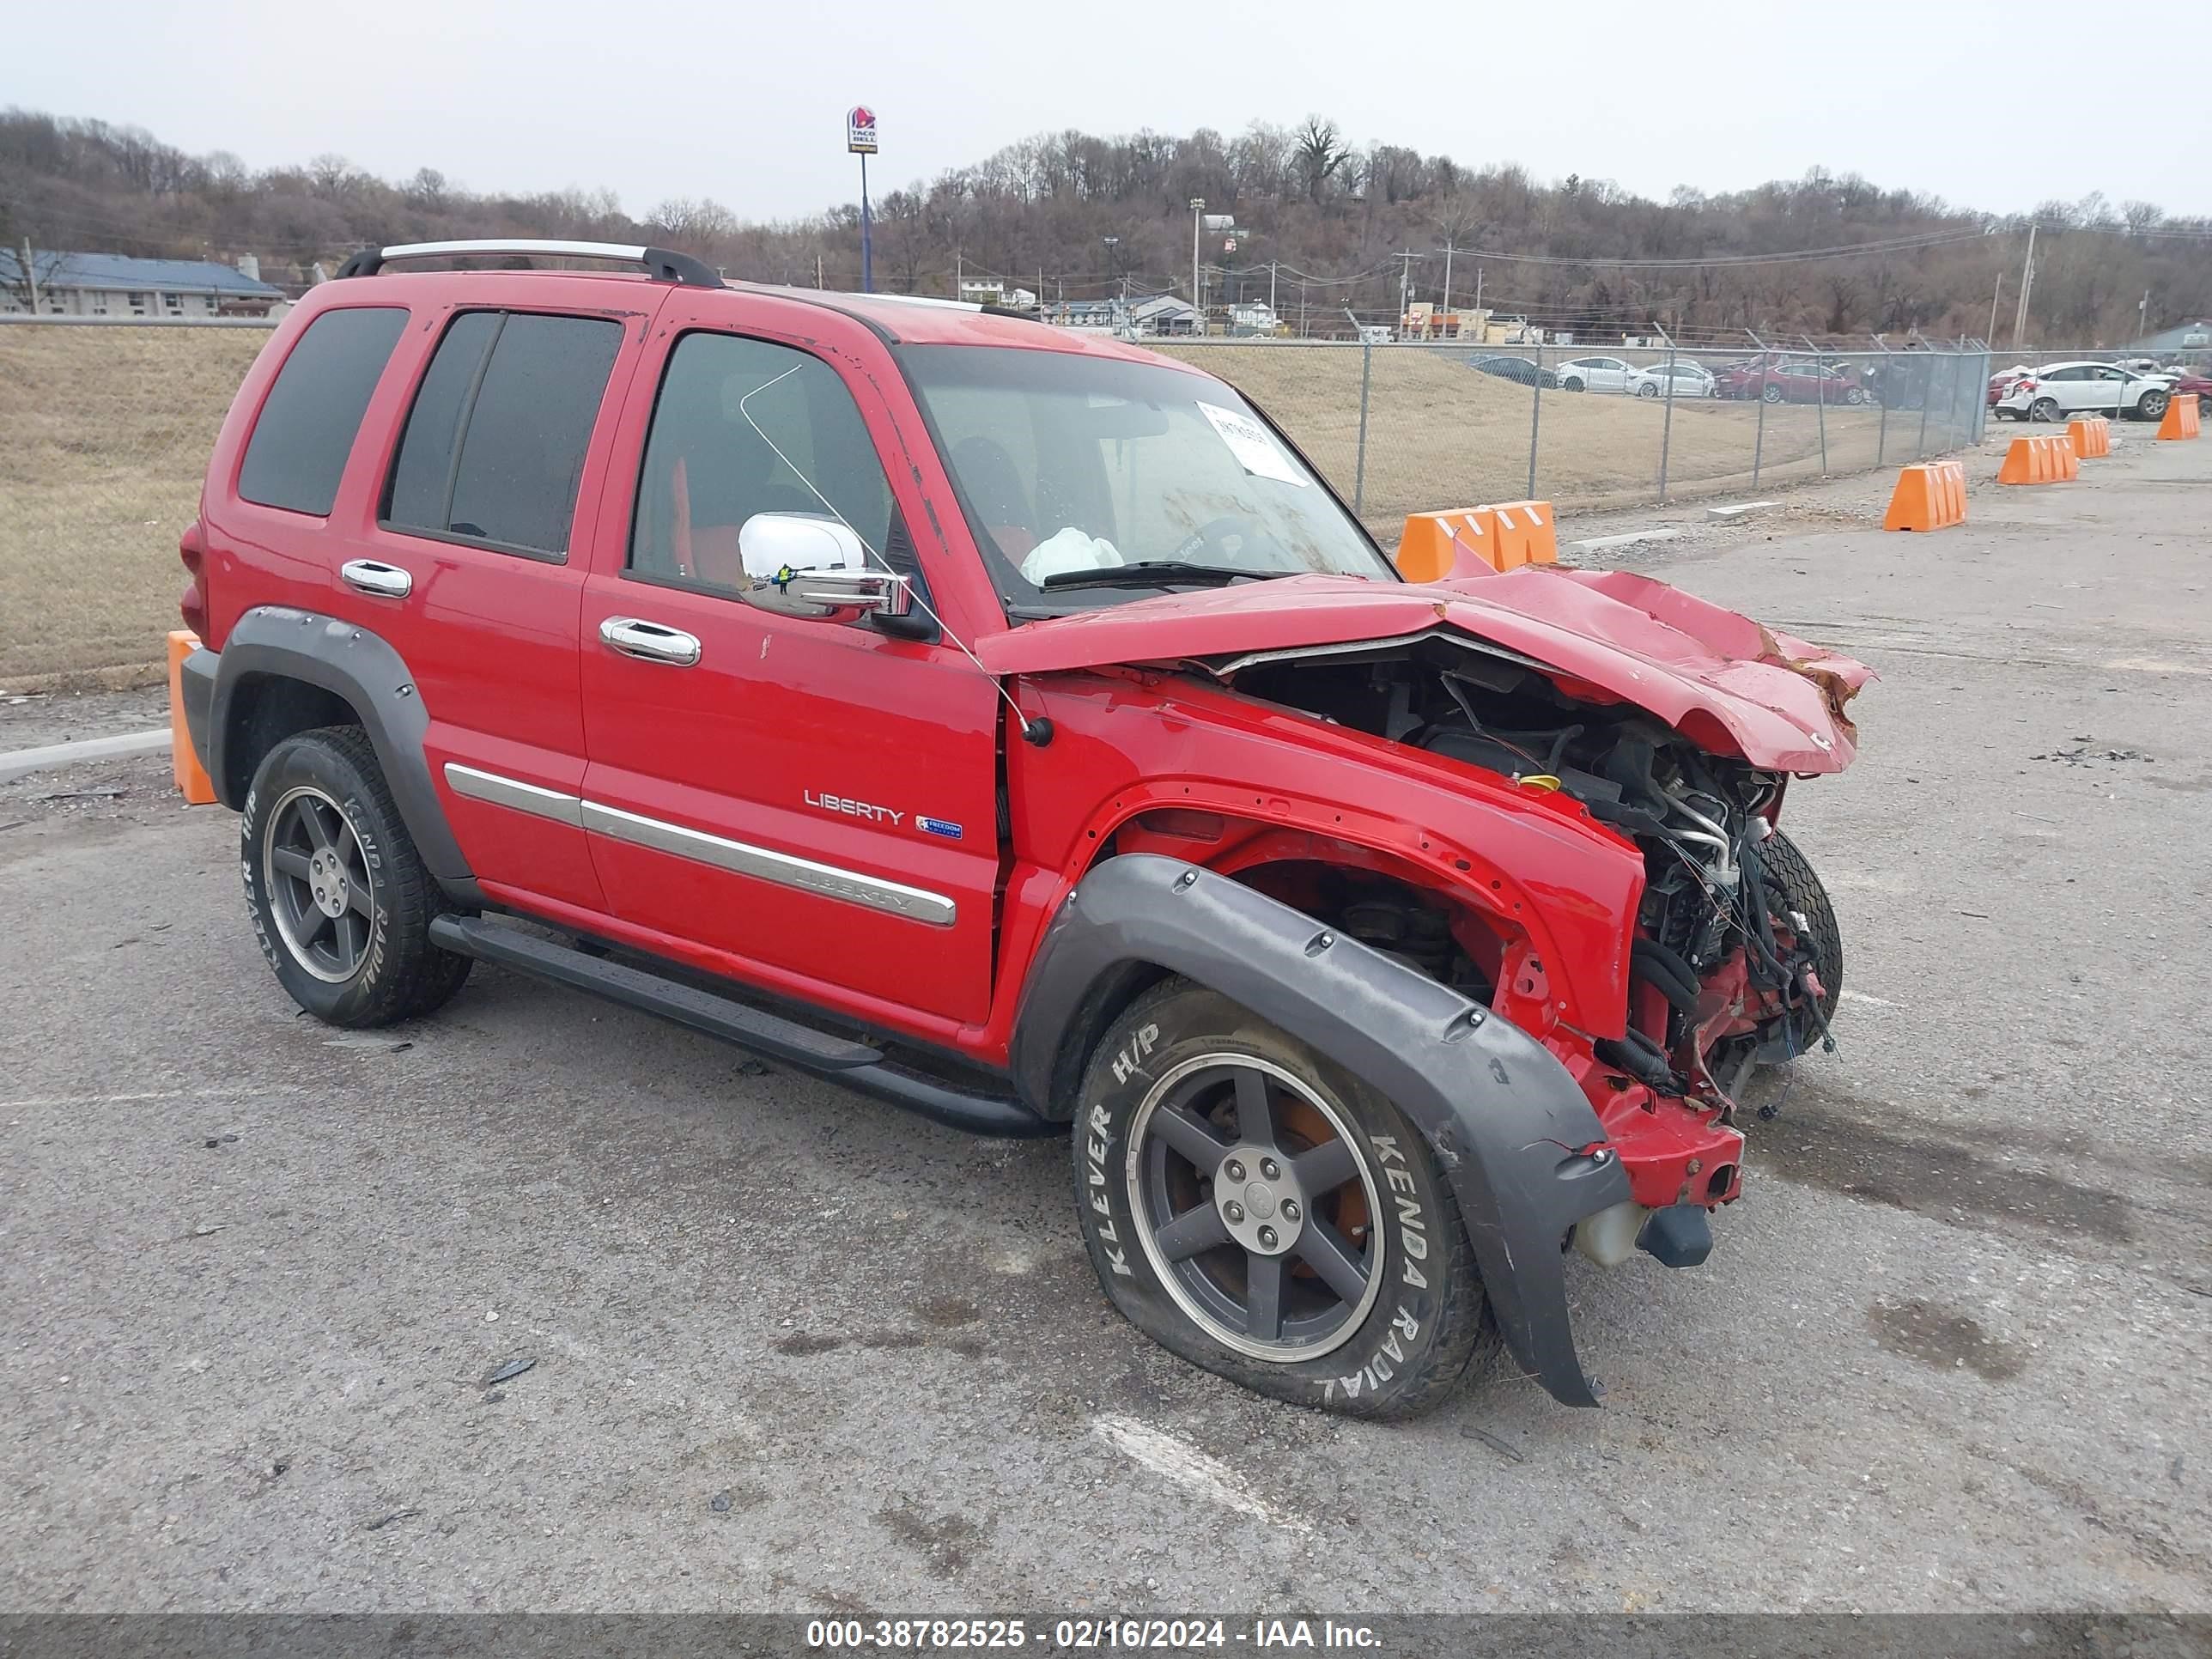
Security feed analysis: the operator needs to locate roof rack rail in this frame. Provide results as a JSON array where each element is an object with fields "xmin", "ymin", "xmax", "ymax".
[{"xmin": 331, "ymin": 240, "xmax": 722, "ymax": 289}]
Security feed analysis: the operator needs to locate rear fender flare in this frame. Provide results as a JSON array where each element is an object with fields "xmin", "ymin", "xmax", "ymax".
[
  {"xmin": 1010, "ymin": 853, "xmax": 1632, "ymax": 1407},
  {"xmin": 204, "ymin": 606, "xmax": 473, "ymax": 888}
]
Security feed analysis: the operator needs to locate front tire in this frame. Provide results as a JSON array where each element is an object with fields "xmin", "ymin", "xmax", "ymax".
[
  {"xmin": 1562, "ymin": 376, "xmax": 1584, "ymax": 392},
  {"xmin": 1073, "ymin": 979, "xmax": 1493, "ymax": 1419},
  {"xmin": 2136, "ymin": 389, "xmax": 2169, "ymax": 422},
  {"xmin": 241, "ymin": 726, "xmax": 471, "ymax": 1027},
  {"xmin": 1762, "ymin": 828, "xmax": 1842, "ymax": 1024}
]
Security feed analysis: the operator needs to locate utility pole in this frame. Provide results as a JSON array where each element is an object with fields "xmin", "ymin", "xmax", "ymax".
[
  {"xmin": 2010, "ymin": 224, "xmax": 2036, "ymax": 349},
  {"xmin": 1442, "ymin": 242, "xmax": 1455, "ymax": 331},
  {"xmin": 1189, "ymin": 198, "xmax": 1205, "ymax": 325},
  {"xmin": 816, "ymin": 252, "xmax": 824, "ymax": 289},
  {"xmin": 956, "ymin": 250, "xmax": 963, "ymax": 301},
  {"xmin": 1987, "ymin": 269, "xmax": 2002, "ymax": 347},
  {"xmin": 2138, "ymin": 288, "xmax": 2151, "ymax": 343},
  {"xmin": 1268, "ymin": 260, "xmax": 1278, "ymax": 323},
  {"xmin": 21, "ymin": 239, "xmax": 40, "ymax": 311},
  {"xmin": 1398, "ymin": 248, "xmax": 1413, "ymax": 334},
  {"xmin": 1474, "ymin": 265, "xmax": 1485, "ymax": 337}
]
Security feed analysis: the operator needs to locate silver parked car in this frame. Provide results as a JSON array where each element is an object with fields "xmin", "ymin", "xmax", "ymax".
[{"xmin": 1626, "ymin": 361, "xmax": 1718, "ymax": 400}]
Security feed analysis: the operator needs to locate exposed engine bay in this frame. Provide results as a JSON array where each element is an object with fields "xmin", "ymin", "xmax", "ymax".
[{"xmin": 1211, "ymin": 630, "xmax": 1843, "ymax": 1110}]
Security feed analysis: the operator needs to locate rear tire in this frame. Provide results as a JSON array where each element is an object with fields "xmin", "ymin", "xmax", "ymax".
[
  {"xmin": 1073, "ymin": 978, "xmax": 1494, "ymax": 1419},
  {"xmin": 2029, "ymin": 397, "xmax": 2062, "ymax": 423},
  {"xmin": 240, "ymin": 726, "xmax": 472, "ymax": 1028}
]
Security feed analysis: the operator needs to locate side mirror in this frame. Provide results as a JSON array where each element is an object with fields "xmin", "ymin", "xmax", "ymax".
[{"xmin": 734, "ymin": 513, "xmax": 914, "ymax": 623}]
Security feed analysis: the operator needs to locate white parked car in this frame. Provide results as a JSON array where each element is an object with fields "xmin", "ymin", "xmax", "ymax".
[
  {"xmin": 1626, "ymin": 361, "xmax": 1718, "ymax": 399},
  {"xmin": 1554, "ymin": 355, "xmax": 1636, "ymax": 392},
  {"xmin": 1995, "ymin": 361, "xmax": 2175, "ymax": 422}
]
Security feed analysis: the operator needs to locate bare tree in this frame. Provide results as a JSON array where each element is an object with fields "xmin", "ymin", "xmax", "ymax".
[
  {"xmin": 1292, "ymin": 117, "xmax": 1348, "ymax": 205},
  {"xmin": 404, "ymin": 167, "xmax": 450, "ymax": 213}
]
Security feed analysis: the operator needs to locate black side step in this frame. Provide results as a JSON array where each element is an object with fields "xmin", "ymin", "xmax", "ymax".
[{"xmin": 428, "ymin": 915, "xmax": 1055, "ymax": 1138}]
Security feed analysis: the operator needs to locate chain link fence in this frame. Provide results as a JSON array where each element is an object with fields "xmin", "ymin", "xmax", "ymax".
[
  {"xmin": 3, "ymin": 314, "xmax": 1989, "ymax": 688},
  {"xmin": 1156, "ymin": 339, "xmax": 1992, "ymax": 537}
]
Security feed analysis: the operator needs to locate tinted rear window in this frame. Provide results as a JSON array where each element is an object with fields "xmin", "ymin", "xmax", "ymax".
[
  {"xmin": 238, "ymin": 307, "xmax": 408, "ymax": 515},
  {"xmin": 383, "ymin": 310, "xmax": 623, "ymax": 557}
]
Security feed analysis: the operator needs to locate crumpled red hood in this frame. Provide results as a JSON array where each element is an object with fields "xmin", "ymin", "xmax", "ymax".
[{"xmin": 977, "ymin": 568, "xmax": 1871, "ymax": 771}]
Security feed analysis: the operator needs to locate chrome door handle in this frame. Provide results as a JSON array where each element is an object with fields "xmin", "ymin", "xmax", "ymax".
[
  {"xmin": 340, "ymin": 559, "xmax": 412, "ymax": 599},
  {"xmin": 599, "ymin": 617, "xmax": 702, "ymax": 666}
]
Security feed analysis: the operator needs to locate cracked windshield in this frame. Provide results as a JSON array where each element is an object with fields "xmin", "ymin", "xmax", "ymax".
[{"xmin": 898, "ymin": 345, "xmax": 1397, "ymax": 610}]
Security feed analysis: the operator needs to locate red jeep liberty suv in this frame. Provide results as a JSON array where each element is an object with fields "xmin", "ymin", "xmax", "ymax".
[{"xmin": 178, "ymin": 240, "xmax": 1866, "ymax": 1418}]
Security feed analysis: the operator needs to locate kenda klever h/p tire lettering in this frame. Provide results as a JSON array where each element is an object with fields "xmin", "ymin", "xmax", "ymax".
[{"xmin": 1073, "ymin": 978, "xmax": 1495, "ymax": 1419}]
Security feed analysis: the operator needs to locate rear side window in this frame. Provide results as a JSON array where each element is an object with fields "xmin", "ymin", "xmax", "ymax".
[
  {"xmin": 237, "ymin": 307, "xmax": 407, "ymax": 515},
  {"xmin": 382, "ymin": 310, "xmax": 623, "ymax": 558}
]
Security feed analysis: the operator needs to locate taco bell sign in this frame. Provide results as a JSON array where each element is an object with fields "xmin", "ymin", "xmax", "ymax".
[{"xmin": 847, "ymin": 106, "xmax": 878, "ymax": 155}]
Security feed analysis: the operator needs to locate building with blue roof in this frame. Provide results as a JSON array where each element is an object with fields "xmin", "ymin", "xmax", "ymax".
[{"xmin": 1, "ymin": 248, "xmax": 286, "ymax": 319}]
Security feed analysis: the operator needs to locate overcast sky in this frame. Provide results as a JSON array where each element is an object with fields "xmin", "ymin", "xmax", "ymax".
[{"xmin": 15, "ymin": 0, "xmax": 2209, "ymax": 223}]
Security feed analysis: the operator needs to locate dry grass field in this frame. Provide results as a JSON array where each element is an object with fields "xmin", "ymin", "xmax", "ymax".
[
  {"xmin": 1157, "ymin": 343, "xmax": 1919, "ymax": 527},
  {"xmin": 1, "ymin": 325, "xmax": 271, "ymax": 690},
  {"xmin": 0, "ymin": 325, "xmax": 1959, "ymax": 689}
]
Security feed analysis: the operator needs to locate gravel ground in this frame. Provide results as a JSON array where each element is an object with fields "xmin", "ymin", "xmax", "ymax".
[
  {"xmin": 3, "ymin": 434, "xmax": 2208, "ymax": 1620},
  {"xmin": 0, "ymin": 685, "xmax": 170, "ymax": 752}
]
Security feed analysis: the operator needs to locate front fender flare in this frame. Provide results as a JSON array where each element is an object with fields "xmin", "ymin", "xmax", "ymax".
[
  {"xmin": 205, "ymin": 605, "xmax": 473, "ymax": 887},
  {"xmin": 1010, "ymin": 854, "xmax": 1632, "ymax": 1408}
]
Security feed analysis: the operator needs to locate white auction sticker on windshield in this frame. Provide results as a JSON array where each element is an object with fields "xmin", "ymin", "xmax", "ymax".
[{"xmin": 1197, "ymin": 400, "xmax": 1307, "ymax": 486}]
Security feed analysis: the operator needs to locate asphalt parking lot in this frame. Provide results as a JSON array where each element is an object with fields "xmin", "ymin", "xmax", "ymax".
[{"xmin": 3, "ymin": 431, "xmax": 2209, "ymax": 1619}]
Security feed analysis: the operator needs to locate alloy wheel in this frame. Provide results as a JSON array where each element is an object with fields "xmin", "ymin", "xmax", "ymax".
[
  {"xmin": 264, "ymin": 785, "xmax": 374, "ymax": 983},
  {"xmin": 1124, "ymin": 1053, "xmax": 1385, "ymax": 1363}
]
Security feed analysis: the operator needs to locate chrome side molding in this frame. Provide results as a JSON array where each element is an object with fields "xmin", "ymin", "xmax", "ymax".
[{"xmin": 439, "ymin": 764, "xmax": 955, "ymax": 927}]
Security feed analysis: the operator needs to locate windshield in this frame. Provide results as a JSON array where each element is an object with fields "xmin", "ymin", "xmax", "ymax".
[{"xmin": 897, "ymin": 344, "xmax": 1396, "ymax": 611}]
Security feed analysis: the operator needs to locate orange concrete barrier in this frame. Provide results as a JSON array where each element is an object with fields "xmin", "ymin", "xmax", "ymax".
[
  {"xmin": 2158, "ymin": 389, "xmax": 2202, "ymax": 441},
  {"xmin": 1996, "ymin": 433, "xmax": 2078, "ymax": 485},
  {"xmin": 1484, "ymin": 500, "xmax": 1559, "ymax": 569},
  {"xmin": 2065, "ymin": 416, "xmax": 2112, "ymax": 459},
  {"xmin": 1395, "ymin": 507, "xmax": 1499, "ymax": 581},
  {"xmin": 1882, "ymin": 460, "xmax": 1967, "ymax": 532},
  {"xmin": 167, "ymin": 629, "xmax": 217, "ymax": 805},
  {"xmin": 1397, "ymin": 500, "xmax": 1559, "ymax": 576}
]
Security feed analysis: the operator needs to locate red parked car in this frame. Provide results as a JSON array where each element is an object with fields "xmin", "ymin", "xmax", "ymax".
[
  {"xmin": 178, "ymin": 240, "xmax": 1867, "ymax": 1419},
  {"xmin": 1717, "ymin": 355, "xmax": 1873, "ymax": 405}
]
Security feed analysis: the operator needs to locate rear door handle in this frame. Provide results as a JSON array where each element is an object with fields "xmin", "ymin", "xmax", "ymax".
[
  {"xmin": 340, "ymin": 559, "xmax": 412, "ymax": 599},
  {"xmin": 599, "ymin": 617, "xmax": 702, "ymax": 666}
]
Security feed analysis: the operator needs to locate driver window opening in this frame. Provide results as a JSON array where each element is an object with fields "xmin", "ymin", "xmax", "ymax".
[{"xmin": 630, "ymin": 332, "xmax": 904, "ymax": 594}]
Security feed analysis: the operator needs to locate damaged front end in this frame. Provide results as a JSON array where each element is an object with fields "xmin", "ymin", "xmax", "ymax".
[{"xmin": 1199, "ymin": 608, "xmax": 1865, "ymax": 1267}]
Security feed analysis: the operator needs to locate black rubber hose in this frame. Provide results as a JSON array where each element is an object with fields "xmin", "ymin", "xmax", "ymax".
[
  {"xmin": 1630, "ymin": 938, "xmax": 1699, "ymax": 1014},
  {"xmin": 1735, "ymin": 836, "xmax": 1795, "ymax": 991}
]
